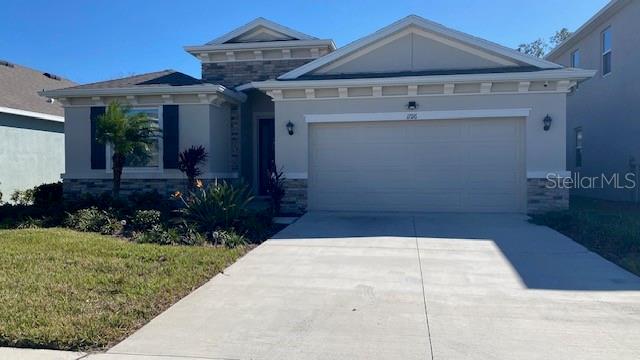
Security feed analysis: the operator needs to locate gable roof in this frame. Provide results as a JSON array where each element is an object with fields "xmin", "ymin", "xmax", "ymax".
[
  {"xmin": 280, "ymin": 15, "xmax": 562, "ymax": 80},
  {"xmin": 206, "ymin": 17, "xmax": 317, "ymax": 45},
  {"xmin": 0, "ymin": 60, "xmax": 76, "ymax": 119},
  {"xmin": 41, "ymin": 70, "xmax": 246, "ymax": 103},
  {"xmin": 546, "ymin": 0, "xmax": 631, "ymax": 60},
  {"xmin": 59, "ymin": 70, "xmax": 204, "ymax": 91}
]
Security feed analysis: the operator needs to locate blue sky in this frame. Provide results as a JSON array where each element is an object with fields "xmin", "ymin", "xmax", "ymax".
[{"xmin": 0, "ymin": 0, "xmax": 608, "ymax": 84}]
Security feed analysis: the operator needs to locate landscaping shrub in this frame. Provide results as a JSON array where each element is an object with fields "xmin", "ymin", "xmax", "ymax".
[
  {"xmin": 128, "ymin": 190, "xmax": 170, "ymax": 212},
  {"xmin": 65, "ymin": 207, "xmax": 122, "ymax": 235},
  {"xmin": 178, "ymin": 145, "xmax": 208, "ymax": 188},
  {"xmin": 10, "ymin": 188, "xmax": 35, "ymax": 205},
  {"xmin": 240, "ymin": 210, "xmax": 274, "ymax": 243},
  {"xmin": 175, "ymin": 180, "xmax": 254, "ymax": 234},
  {"xmin": 211, "ymin": 229, "xmax": 247, "ymax": 248},
  {"xmin": 266, "ymin": 167, "xmax": 286, "ymax": 215},
  {"xmin": 132, "ymin": 225, "xmax": 180, "ymax": 245},
  {"xmin": 32, "ymin": 182, "xmax": 63, "ymax": 208},
  {"xmin": 130, "ymin": 209, "xmax": 162, "ymax": 232}
]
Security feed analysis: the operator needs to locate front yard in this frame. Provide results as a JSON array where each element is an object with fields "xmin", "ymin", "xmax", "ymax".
[
  {"xmin": 531, "ymin": 196, "xmax": 640, "ymax": 276},
  {"xmin": 0, "ymin": 228, "xmax": 246, "ymax": 351}
]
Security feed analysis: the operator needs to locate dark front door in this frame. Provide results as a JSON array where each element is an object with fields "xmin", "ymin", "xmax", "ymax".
[{"xmin": 258, "ymin": 118, "xmax": 275, "ymax": 195}]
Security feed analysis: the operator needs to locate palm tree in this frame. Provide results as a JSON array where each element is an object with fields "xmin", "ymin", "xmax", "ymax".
[{"xmin": 96, "ymin": 101, "xmax": 161, "ymax": 198}]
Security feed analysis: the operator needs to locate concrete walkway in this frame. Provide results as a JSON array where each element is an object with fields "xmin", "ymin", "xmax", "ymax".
[
  {"xmin": 0, "ymin": 347, "xmax": 86, "ymax": 359},
  {"xmin": 90, "ymin": 212, "xmax": 640, "ymax": 360}
]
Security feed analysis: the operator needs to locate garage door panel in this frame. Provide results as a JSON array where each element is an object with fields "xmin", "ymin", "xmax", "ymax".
[{"xmin": 308, "ymin": 118, "xmax": 525, "ymax": 213}]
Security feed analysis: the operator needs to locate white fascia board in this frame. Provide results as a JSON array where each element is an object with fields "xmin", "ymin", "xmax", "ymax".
[
  {"xmin": 185, "ymin": 39, "xmax": 336, "ymax": 53},
  {"xmin": 205, "ymin": 17, "xmax": 317, "ymax": 45},
  {"xmin": 305, "ymin": 108, "xmax": 531, "ymax": 124},
  {"xmin": 280, "ymin": 15, "xmax": 562, "ymax": 80},
  {"xmin": 546, "ymin": 0, "xmax": 628, "ymax": 60},
  {"xmin": 255, "ymin": 69, "xmax": 596, "ymax": 90},
  {"xmin": 0, "ymin": 106, "xmax": 64, "ymax": 122},
  {"xmin": 40, "ymin": 84, "xmax": 247, "ymax": 103}
]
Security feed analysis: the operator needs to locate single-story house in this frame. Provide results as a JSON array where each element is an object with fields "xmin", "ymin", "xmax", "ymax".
[
  {"xmin": 0, "ymin": 60, "xmax": 75, "ymax": 202},
  {"xmin": 546, "ymin": 0, "xmax": 640, "ymax": 202},
  {"xmin": 42, "ymin": 15, "xmax": 595, "ymax": 214}
]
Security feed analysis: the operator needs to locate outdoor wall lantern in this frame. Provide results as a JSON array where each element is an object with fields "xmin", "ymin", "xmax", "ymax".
[
  {"xmin": 407, "ymin": 101, "xmax": 418, "ymax": 110},
  {"xmin": 286, "ymin": 121, "xmax": 295, "ymax": 135},
  {"xmin": 543, "ymin": 114, "xmax": 553, "ymax": 131}
]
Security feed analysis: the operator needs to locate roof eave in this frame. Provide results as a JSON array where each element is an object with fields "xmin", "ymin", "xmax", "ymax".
[
  {"xmin": 253, "ymin": 69, "xmax": 597, "ymax": 89},
  {"xmin": 184, "ymin": 39, "xmax": 336, "ymax": 54},
  {"xmin": 40, "ymin": 84, "xmax": 247, "ymax": 103}
]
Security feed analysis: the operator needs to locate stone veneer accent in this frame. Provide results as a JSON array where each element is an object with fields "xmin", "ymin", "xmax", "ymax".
[
  {"xmin": 63, "ymin": 178, "xmax": 232, "ymax": 200},
  {"xmin": 202, "ymin": 59, "xmax": 314, "ymax": 88},
  {"xmin": 281, "ymin": 179, "xmax": 308, "ymax": 215},
  {"xmin": 527, "ymin": 178, "xmax": 569, "ymax": 213}
]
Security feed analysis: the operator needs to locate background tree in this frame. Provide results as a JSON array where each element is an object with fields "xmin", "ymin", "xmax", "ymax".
[
  {"xmin": 96, "ymin": 101, "xmax": 161, "ymax": 198},
  {"xmin": 177, "ymin": 145, "xmax": 208, "ymax": 188},
  {"xmin": 516, "ymin": 28, "xmax": 573, "ymax": 58},
  {"xmin": 550, "ymin": 28, "xmax": 572, "ymax": 47}
]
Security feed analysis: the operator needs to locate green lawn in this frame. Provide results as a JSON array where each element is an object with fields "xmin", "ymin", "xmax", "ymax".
[
  {"xmin": 531, "ymin": 196, "xmax": 640, "ymax": 276},
  {"xmin": 0, "ymin": 228, "xmax": 246, "ymax": 351}
]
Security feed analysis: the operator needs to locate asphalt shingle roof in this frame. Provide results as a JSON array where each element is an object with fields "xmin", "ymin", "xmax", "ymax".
[
  {"xmin": 60, "ymin": 70, "xmax": 205, "ymax": 91},
  {"xmin": 0, "ymin": 60, "xmax": 76, "ymax": 117}
]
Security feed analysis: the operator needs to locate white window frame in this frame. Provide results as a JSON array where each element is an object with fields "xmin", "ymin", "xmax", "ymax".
[
  {"xmin": 570, "ymin": 49, "xmax": 580, "ymax": 68},
  {"xmin": 106, "ymin": 106, "xmax": 164, "ymax": 174},
  {"xmin": 601, "ymin": 27, "xmax": 612, "ymax": 76}
]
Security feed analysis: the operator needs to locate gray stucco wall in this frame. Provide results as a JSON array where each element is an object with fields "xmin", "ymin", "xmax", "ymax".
[
  {"xmin": 273, "ymin": 93, "xmax": 567, "ymax": 177},
  {"xmin": 548, "ymin": 0, "xmax": 640, "ymax": 201},
  {"xmin": 0, "ymin": 112, "xmax": 64, "ymax": 202},
  {"xmin": 63, "ymin": 103, "xmax": 233, "ymax": 181},
  {"xmin": 319, "ymin": 32, "xmax": 513, "ymax": 75}
]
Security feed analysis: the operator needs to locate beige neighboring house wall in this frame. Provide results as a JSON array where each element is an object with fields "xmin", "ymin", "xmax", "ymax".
[
  {"xmin": 547, "ymin": 0, "xmax": 640, "ymax": 202},
  {"xmin": 0, "ymin": 61, "xmax": 75, "ymax": 202}
]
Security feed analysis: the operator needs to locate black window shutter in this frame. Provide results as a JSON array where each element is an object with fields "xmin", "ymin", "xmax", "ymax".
[
  {"xmin": 163, "ymin": 105, "xmax": 179, "ymax": 169},
  {"xmin": 90, "ymin": 106, "xmax": 106, "ymax": 169}
]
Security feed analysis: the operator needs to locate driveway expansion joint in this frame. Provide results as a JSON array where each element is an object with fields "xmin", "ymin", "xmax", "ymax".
[{"xmin": 413, "ymin": 216, "xmax": 435, "ymax": 360}]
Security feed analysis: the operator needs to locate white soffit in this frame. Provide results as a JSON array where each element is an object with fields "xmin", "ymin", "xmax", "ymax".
[{"xmin": 280, "ymin": 15, "xmax": 562, "ymax": 79}]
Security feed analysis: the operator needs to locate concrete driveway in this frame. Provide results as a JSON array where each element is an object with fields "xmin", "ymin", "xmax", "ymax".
[{"xmin": 93, "ymin": 212, "xmax": 640, "ymax": 360}]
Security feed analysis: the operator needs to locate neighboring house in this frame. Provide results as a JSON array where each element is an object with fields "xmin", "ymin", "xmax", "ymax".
[
  {"xmin": 547, "ymin": 0, "xmax": 640, "ymax": 202},
  {"xmin": 0, "ymin": 60, "xmax": 75, "ymax": 202},
  {"xmin": 42, "ymin": 16, "xmax": 595, "ymax": 214}
]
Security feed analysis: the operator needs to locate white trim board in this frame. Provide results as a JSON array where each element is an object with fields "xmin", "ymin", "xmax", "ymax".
[
  {"xmin": 305, "ymin": 108, "xmax": 531, "ymax": 123},
  {"xmin": 0, "ymin": 106, "xmax": 64, "ymax": 122},
  {"xmin": 205, "ymin": 17, "xmax": 318, "ymax": 45},
  {"xmin": 280, "ymin": 15, "xmax": 561, "ymax": 80},
  {"xmin": 255, "ymin": 69, "xmax": 595, "ymax": 90}
]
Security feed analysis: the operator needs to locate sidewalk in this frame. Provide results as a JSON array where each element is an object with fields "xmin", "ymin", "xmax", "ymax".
[{"xmin": 0, "ymin": 347, "xmax": 86, "ymax": 360}]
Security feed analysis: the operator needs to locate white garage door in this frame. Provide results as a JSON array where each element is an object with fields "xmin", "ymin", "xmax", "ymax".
[{"xmin": 308, "ymin": 117, "xmax": 526, "ymax": 213}]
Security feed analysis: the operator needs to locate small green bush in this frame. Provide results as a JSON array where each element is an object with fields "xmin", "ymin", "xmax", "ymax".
[
  {"xmin": 175, "ymin": 180, "xmax": 254, "ymax": 234},
  {"xmin": 130, "ymin": 209, "xmax": 161, "ymax": 232},
  {"xmin": 132, "ymin": 225, "xmax": 180, "ymax": 245},
  {"xmin": 33, "ymin": 182, "xmax": 63, "ymax": 208},
  {"xmin": 211, "ymin": 229, "xmax": 247, "ymax": 248},
  {"xmin": 65, "ymin": 207, "xmax": 122, "ymax": 235},
  {"xmin": 10, "ymin": 188, "xmax": 35, "ymax": 205}
]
